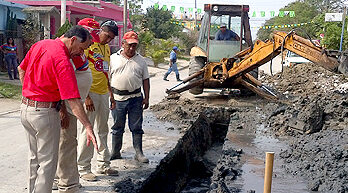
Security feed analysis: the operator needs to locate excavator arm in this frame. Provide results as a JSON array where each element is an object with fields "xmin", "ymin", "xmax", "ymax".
[{"xmin": 166, "ymin": 31, "xmax": 345, "ymax": 99}]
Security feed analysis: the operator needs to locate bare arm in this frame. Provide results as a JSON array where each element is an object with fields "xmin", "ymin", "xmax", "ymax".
[
  {"xmin": 67, "ymin": 98, "xmax": 98, "ymax": 149},
  {"xmin": 18, "ymin": 66, "xmax": 25, "ymax": 84},
  {"xmin": 142, "ymin": 78, "xmax": 150, "ymax": 109},
  {"xmin": 107, "ymin": 81, "xmax": 116, "ymax": 110}
]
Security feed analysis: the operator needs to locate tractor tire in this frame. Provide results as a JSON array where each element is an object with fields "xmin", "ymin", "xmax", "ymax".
[{"xmin": 189, "ymin": 56, "xmax": 205, "ymax": 95}]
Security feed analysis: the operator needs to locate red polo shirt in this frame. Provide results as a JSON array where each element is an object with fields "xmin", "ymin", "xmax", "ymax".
[{"xmin": 20, "ymin": 38, "xmax": 80, "ymax": 102}]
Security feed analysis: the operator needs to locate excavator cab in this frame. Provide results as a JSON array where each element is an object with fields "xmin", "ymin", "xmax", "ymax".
[{"xmin": 189, "ymin": 4, "xmax": 253, "ymax": 94}]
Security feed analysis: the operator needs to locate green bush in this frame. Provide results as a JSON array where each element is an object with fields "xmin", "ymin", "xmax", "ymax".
[{"xmin": 55, "ymin": 20, "xmax": 73, "ymax": 38}]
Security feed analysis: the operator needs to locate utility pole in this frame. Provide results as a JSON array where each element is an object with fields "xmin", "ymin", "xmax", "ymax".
[
  {"xmin": 123, "ymin": 0, "xmax": 128, "ymax": 36},
  {"xmin": 61, "ymin": 0, "xmax": 66, "ymax": 26},
  {"xmin": 194, "ymin": 0, "xmax": 197, "ymax": 29},
  {"xmin": 339, "ymin": 6, "xmax": 347, "ymax": 51}
]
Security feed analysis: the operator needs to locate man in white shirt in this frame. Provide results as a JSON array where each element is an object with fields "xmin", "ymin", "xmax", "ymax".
[{"xmin": 109, "ymin": 31, "xmax": 150, "ymax": 163}]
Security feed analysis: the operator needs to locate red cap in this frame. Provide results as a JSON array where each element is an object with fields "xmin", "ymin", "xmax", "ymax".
[
  {"xmin": 78, "ymin": 18, "xmax": 100, "ymax": 43},
  {"xmin": 123, "ymin": 31, "xmax": 139, "ymax": 44}
]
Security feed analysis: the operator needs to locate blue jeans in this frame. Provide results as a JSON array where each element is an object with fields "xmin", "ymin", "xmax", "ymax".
[
  {"xmin": 111, "ymin": 96, "xmax": 144, "ymax": 136},
  {"xmin": 5, "ymin": 55, "xmax": 18, "ymax": 79},
  {"xmin": 165, "ymin": 62, "xmax": 179, "ymax": 76}
]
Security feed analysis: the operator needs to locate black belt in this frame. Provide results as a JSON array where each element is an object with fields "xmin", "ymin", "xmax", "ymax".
[{"xmin": 112, "ymin": 87, "xmax": 141, "ymax": 95}]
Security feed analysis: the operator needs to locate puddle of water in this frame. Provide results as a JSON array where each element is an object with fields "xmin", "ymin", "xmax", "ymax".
[{"xmin": 227, "ymin": 124, "xmax": 317, "ymax": 193}]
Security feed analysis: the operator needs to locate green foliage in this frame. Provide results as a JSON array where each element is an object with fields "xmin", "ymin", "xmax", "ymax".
[
  {"xmin": 0, "ymin": 82, "xmax": 22, "ymax": 99},
  {"xmin": 257, "ymin": 1, "xmax": 319, "ymax": 40},
  {"xmin": 304, "ymin": 0, "xmax": 343, "ymax": 12},
  {"xmin": 130, "ymin": 14, "xmax": 144, "ymax": 32},
  {"xmin": 311, "ymin": 14, "xmax": 348, "ymax": 50},
  {"xmin": 143, "ymin": 7, "xmax": 183, "ymax": 39},
  {"xmin": 177, "ymin": 30, "xmax": 198, "ymax": 54},
  {"xmin": 6, "ymin": 7, "xmax": 18, "ymax": 38},
  {"xmin": 55, "ymin": 20, "xmax": 73, "ymax": 38},
  {"xmin": 22, "ymin": 14, "xmax": 41, "ymax": 53},
  {"xmin": 138, "ymin": 30, "xmax": 180, "ymax": 66}
]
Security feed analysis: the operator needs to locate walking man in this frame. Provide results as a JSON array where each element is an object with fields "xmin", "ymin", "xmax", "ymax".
[
  {"xmin": 163, "ymin": 46, "xmax": 181, "ymax": 81},
  {"xmin": 109, "ymin": 31, "xmax": 150, "ymax": 163},
  {"xmin": 77, "ymin": 20, "xmax": 119, "ymax": 181},
  {"xmin": 18, "ymin": 26, "xmax": 97, "ymax": 193}
]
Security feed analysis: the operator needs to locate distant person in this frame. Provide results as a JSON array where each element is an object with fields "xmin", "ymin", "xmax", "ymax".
[
  {"xmin": 163, "ymin": 46, "xmax": 182, "ymax": 81},
  {"xmin": 215, "ymin": 24, "xmax": 240, "ymax": 41},
  {"xmin": 77, "ymin": 20, "xmax": 119, "ymax": 182},
  {"xmin": 109, "ymin": 31, "xmax": 150, "ymax": 163},
  {"xmin": 18, "ymin": 26, "xmax": 97, "ymax": 193},
  {"xmin": 1, "ymin": 37, "xmax": 18, "ymax": 79}
]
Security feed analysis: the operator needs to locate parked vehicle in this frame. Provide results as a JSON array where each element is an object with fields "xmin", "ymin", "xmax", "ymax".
[{"xmin": 283, "ymin": 51, "xmax": 310, "ymax": 67}]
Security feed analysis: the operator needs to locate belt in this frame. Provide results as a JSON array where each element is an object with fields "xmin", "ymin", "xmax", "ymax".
[
  {"xmin": 22, "ymin": 97, "xmax": 58, "ymax": 108},
  {"xmin": 111, "ymin": 87, "xmax": 141, "ymax": 96}
]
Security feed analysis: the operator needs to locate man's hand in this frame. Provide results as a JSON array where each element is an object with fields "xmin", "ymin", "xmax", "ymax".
[
  {"xmin": 142, "ymin": 98, "xmax": 149, "ymax": 109},
  {"xmin": 59, "ymin": 102, "xmax": 69, "ymax": 129},
  {"xmin": 169, "ymin": 62, "xmax": 172, "ymax": 67},
  {"xmin": 110, "ymin": 98, "xmax": 116, "ymax": 110},
  {"xmin": 85, "ymin": 96, "xmax": 95, "ymax": 112},
  {"xmin": 86, "ymin": 126, "xmax": 98, "ymax": 151}
]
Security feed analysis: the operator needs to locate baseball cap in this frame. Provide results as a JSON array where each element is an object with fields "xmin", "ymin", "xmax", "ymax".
[
  {"xmin": 78, "ymin": 18, "xmax": 101, "ymax": 43},
  {"xmin": 101, "ymin": 20, "xmax": 119, "ymax": 36},
  {"xmin": 220, "ymin": 23, "xmax": 227, "ymax": 28},
  {"xmin": 173, "ymin": 46, "xmax": 178, "ymax": 50},
  {"xmin": 123, "ymin": 31, "xmax": 139, "ymax": 44}
]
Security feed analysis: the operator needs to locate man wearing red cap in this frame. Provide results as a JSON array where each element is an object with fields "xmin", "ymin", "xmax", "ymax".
[
  {"xmin": 77, "ymin": 20, "xmax": 119, "ymax": 181},
  {"xmin": 53, "ymin": 18, "xmax": 98, "ymax": 192},
  {"xmin": 109, "ymin": 31, "xmax": 150, "ymax": 163}
]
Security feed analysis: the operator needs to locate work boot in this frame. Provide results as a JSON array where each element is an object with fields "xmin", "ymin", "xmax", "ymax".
[
  {"xmin": 132, "ymin": 134, "xmax": 149, "ymax": 163},
  {"xmin": 80, "ymin": 173, "xmax": 97, "ymax": 182},
  {"xmin": 96, "ymin": 168, "xmax": 119, "ymax": 176},
  {"xmin": 110, "ymin": 134, "xmax": 123, "ymax": 160},
  {"xmin": 176, "ymin": 74, "xmax": 182, "ymax": 81},
  {"xmin": 163, "ymin": 72, "xmax": 169, "ymax": 81}
]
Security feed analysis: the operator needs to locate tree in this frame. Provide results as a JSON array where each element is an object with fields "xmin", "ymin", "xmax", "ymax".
[
  {"xmin": 143, "ymin": 7, "xmax": 183, "ymax": 39},
  {"xmin": 311, "ymin": 13, "xmax": 348, "ymax": 50},
  {"xmin": 302, "ymin": 0, "xmax": 343, "ymax": 12},
  {"xmin": 257, "ymin": 1, "xmax": 319, "ymax": 40}
]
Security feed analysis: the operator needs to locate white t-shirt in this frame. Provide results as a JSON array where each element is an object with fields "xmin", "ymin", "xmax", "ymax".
[{"xmin": 110, "ymin": 50, "xmax": 149, "ymax": 101}]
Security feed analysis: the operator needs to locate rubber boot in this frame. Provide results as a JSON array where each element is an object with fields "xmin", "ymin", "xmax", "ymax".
[
  {"xmin": 132, "ymin": 134, "xmax": 149, "ymax": 163},
  {"xmin": 163, "ymin": 72, "xmax": 169, "ymax": 81},
  {"xmin": 110, "ymin": 134, "xmax": 123, "ymax": 160},
  {"xmin": 176, "ymin": 74, "xmax": 182, "ymax": 81}
]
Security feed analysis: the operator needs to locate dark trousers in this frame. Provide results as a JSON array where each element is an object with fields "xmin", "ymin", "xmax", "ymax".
[
  {"xmin": 5, "ymin": 55, "xmax": 18, "ymax": 79},
  {"xmin": 111, "ymin": 96, "xmax": 144, "ymax": 136}
]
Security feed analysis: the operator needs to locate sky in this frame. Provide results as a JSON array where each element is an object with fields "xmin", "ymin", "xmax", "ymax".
[{"xmin": 141, "ymin": 0, "xmax": 298, "ymax": 39}]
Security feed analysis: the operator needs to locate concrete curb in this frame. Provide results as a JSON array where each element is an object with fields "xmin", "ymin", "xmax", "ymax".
[{"xmin": 0, "ymin": 109, "xmax": 20, "ymax": 116}]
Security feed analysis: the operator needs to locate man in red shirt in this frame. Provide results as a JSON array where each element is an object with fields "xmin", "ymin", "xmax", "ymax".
[{"xmin": 18, "ymin": 26, "xmax": 98, "ymax": 193}]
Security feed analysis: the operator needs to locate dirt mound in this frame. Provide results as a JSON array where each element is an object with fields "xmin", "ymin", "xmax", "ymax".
[
  {"xmin": 261, "ymin": 63, "xmax": 348, "ymax": 192},
  {"xmin": 260, "ymin": 62, "xmax": 347, "ymax": 96}
]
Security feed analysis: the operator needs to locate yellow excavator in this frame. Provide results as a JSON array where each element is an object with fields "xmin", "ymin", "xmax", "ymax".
[{"xmin": 166, "ymin": 4, "xmax": 348, "ymax": 100}]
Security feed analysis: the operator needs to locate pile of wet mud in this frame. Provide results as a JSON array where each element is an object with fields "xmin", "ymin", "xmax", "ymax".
[
  {"xmin": 259, "ymin": 63, "xmax": 348, "ymax": 192},
  {"xmin": 150, "ymin": 99, "xmax": 210, "ymax": 131}
]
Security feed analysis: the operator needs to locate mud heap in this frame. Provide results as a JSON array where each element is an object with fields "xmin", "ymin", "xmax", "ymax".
[{"xmin": 260, "ymin": 63, "xmax": 348, "ymax": 192}]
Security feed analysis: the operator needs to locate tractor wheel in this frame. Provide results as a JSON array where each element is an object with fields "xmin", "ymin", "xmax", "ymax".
[{"xmin": 189, "ymin": 56, "xmax": 205, "ymax": 95}]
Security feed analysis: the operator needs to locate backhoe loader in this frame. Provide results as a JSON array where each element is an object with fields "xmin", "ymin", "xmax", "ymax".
[{"xmin": 166, "ymin": 4, "xmax": 348, "ymax": 100}]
